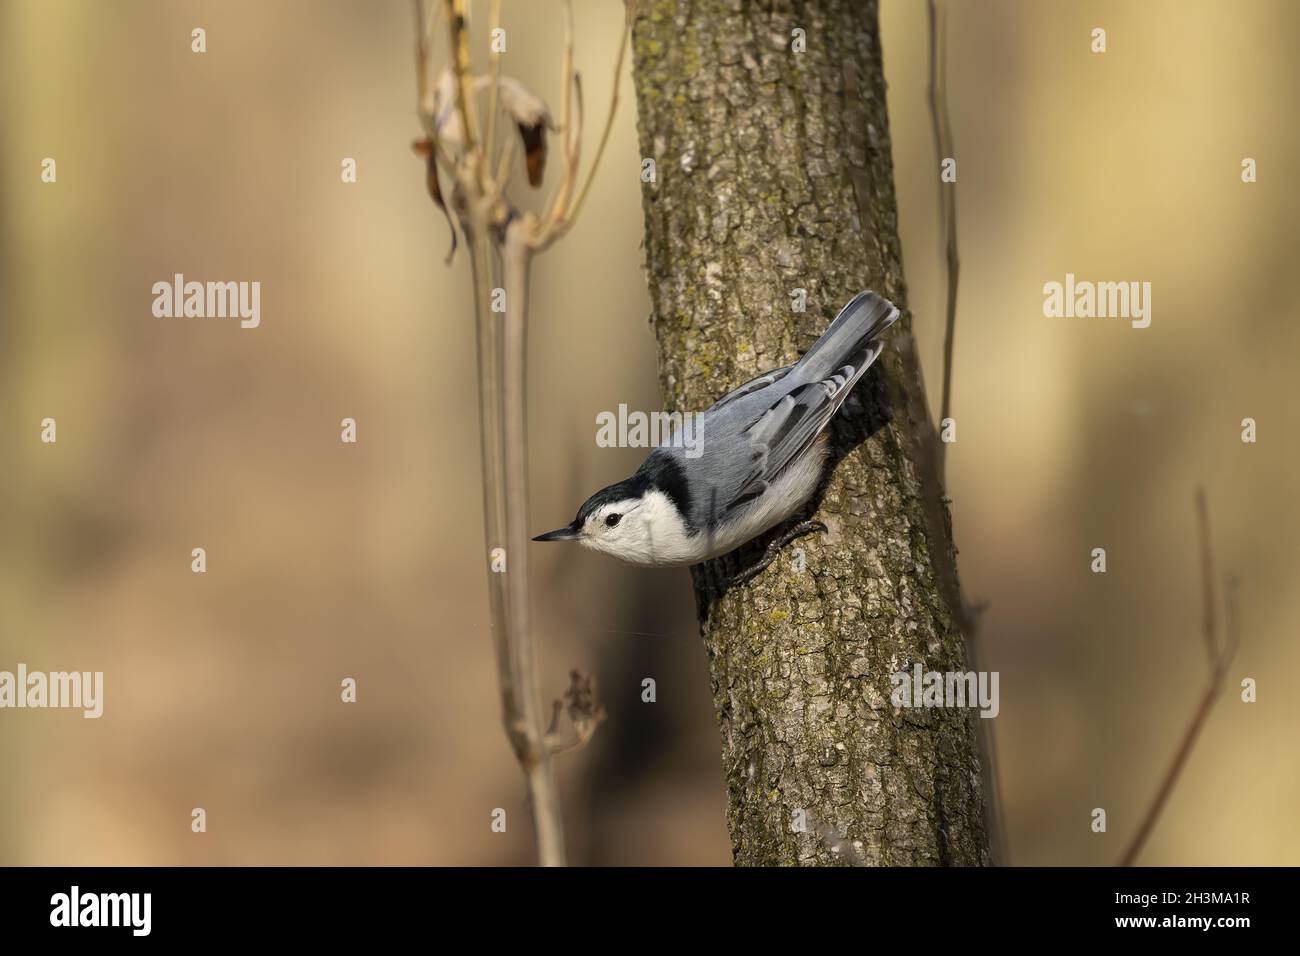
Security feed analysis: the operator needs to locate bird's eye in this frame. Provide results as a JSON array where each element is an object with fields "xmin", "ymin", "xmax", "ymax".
[{"xmin": 605, "ymin": 513, "xmax": 622, "ymax": 528}]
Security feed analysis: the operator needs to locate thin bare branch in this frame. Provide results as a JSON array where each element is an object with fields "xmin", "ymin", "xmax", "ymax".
[
  {"xmin": 537, "ymin": 0, "xmax": 580, "ymax": 238},
  {"xmin": 484, "ymin": 0, "xmax": 503, "ymax": 171},
  {"xmin": 444, "ymin": 0, "xmax": 485, "ymax": 191},
  {"xmin": 1119, "ymin": 490, "xmax": 1241, "ymax": 867},
  {"xmin": 914, "ymin": 0, "xmax": 1004, "ymax": 868},
  {"xmin": 569, "ymin": 0, "xmax": 634, "ymax": 226},
  {"xmin": 927, "ymin": 0, "xmax": 960, "ymax": 486},
  {"xmin": 415, "ymin": 0, "xmax": 430, "ymax": 110},
  {"xmin": 562, "ymin": 2, "xmax": 577, "ymax": 163},
  {"xmin": 498, "ymin": 220, "xmax": 566, "ymax": 865},
  {"xmin": 1223, "ymin": 575, "xmax": 1242, "ymax": 662},
  {"xmin": 1196, "ymin": 487, "xmax": 1219, "ymax": 668},
  {"xmin": 492, "ymin": 127, "xmax": 519, "ymax": 194},
  {"xmin": 573, "ymin": 71, "xmax": 585, "ymax": 168},
  {"xmin": 414, "ymin": 0, "xmax": 442, "ymax": 134}
]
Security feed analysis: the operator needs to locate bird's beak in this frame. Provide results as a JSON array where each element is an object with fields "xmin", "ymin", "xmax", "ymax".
[{"xmin": 532, "ymin": 523, "xmax": 581, "ymax": 542}]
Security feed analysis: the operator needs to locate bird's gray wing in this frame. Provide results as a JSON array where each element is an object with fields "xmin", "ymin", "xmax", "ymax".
[
  {"xmin": 706, "ymin": 364, "xmax": 796, "ymax": 413},
  {"xmin": 722, "ymin": 343, "xmax": 884, "ymax": 512}
]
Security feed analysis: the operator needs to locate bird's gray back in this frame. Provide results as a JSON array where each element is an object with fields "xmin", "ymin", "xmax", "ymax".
[
  {"xmin": 645, "ymin": 290, "xmax": 899, "ymax": 532},
  {"xmin": 651, "ymin": 377, "xmax": 803, "ymax": 529}
]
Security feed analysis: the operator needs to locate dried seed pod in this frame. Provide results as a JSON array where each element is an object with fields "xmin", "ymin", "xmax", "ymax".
[{"xmin": 495, "ymin": 76, "xmax": 554, "ymax": 188}]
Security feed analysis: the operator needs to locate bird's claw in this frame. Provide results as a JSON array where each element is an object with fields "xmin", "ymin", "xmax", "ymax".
[{"xmin": 724, "ymin": 519, "xmax": 828, "ymax": 587}]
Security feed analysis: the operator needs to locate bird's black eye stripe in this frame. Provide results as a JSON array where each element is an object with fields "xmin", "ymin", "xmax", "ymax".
[{"xmin": 605, "ymin": 513, "xmax": 622, "ymax": 528}]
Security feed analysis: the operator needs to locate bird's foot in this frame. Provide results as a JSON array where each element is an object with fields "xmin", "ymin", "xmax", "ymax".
[{"xmin": 725, "ymin": 519, "xmax": 827, "ymax": 587}]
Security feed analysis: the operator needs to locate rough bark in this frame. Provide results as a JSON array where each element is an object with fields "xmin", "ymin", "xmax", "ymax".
[{"xmin": 631, "ymin": 0, "xmax": 989, "ymax": 865}]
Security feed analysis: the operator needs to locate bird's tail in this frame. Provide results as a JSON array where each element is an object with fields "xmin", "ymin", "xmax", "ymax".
[{"xmin": 793, "ymin": 290, "xmax": 899, "ymax": 383}]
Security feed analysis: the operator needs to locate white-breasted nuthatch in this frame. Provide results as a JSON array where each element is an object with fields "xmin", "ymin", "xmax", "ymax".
[{"xmin": 534, "ymin": 290, "xmax": 900, "ymax": 569}]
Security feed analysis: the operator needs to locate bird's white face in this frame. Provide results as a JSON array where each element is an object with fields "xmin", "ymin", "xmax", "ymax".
[
  {"xmin": 584, "ymin": 491, "xmax": 700, "ymax": 566},
  {"xmin": 531, "ymin": 491, "xmax": 697, "ymax": 567},
  {"xmin": 535, "ymin": 487, "xmax": 701, "ymax": 566},
  {"xmin": 576, "ymin": 497, "xmax": 652, "ymax": 561}
]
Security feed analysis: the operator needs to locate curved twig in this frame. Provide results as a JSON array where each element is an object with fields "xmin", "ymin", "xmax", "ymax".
[{"xmin": 1119, "ymin": 489, "xmax": 1242, "ymax": 866}]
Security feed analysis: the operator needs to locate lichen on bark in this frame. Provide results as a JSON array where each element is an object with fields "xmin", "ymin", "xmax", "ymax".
[{"xmin": 631, "ymin": 0, "xmax": 989, "ymax": 865}]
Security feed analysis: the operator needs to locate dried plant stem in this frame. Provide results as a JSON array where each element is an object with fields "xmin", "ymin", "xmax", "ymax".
[
  {"xmin": 484, "ymin": 0, "xmax": 503, "ymax": 168},
  {"xmin": 923, "ymin": 0, "xmax": 1005, "ymax": 866},
  {"xmin": 500, "ymin": 221, "xmax": 565, "ymax": 865},
  {"xmin": 570, "ymin": 1, "xmax": 633, "ymax": 224},
  {"xmin": 445, "ymin": 0, "xmax": 485, "ymax": 190},
  {"xmin": 467, "ymin": 219, "xmax": 508, "ymax": 720},
  {"xmin": 414, "ymin": 0, "xmax": 626, "ymax": 866},
  {"xmin": 534, "ymin": 0, "xmax": 631, "ymax": 249},
  {"xmin": 539, "ymin": 0, "xmax": 579, "ymax": 236},
  {"xmin": 464, "ymin": 212, "xmax": 564, "ymax": 866}
]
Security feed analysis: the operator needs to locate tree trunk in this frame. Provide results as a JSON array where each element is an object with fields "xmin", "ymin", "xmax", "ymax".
[{"xmin": 630, "ymin": 0, "xmax": 989, "ymax": 865}]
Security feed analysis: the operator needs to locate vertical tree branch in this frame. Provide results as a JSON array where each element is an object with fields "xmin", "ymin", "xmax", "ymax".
[
  {"xmin": 419, "ymin": 0, "xmax": 565, "ymax": 866},
  {"xmin": 570, "ymin": 1, "xmax": 634, "ymax": 225},
  {"xmin": 926, "ymin": 0, "xmax": 960, "ymax": 485},
  {"xmin": 465, "ymin": 205, "xmax": 514, "ymax": 750},
  {"xmin": 444, "ymin": 0, "xmax": 486, "ymax": 192},
  {"xmin": 1196, "ymin": 488, "xmax": 1219, "ymax": 670},
  {"xmin": 924, "ymin": 0, "xmax": 1005, "ymax": 866},
  {"xmin": 484, "ymin": 0, "xmax": 503, "ymax": 170},
  {"xmin": 412, "ymin": 0, "xmax": 626, "ymax": 866},
  {"xmin": 539, "ymin": 0, "xmax": 580, "ymax": 236},
  {"xmin": 500, "ymin": 221, "xmax": 566, "ymax": 865}
]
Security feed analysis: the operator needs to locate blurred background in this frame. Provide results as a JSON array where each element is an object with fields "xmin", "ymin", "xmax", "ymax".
[{"xmin": 0, "ymin": 0, "xmax": 1295, "ymax": 865}]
